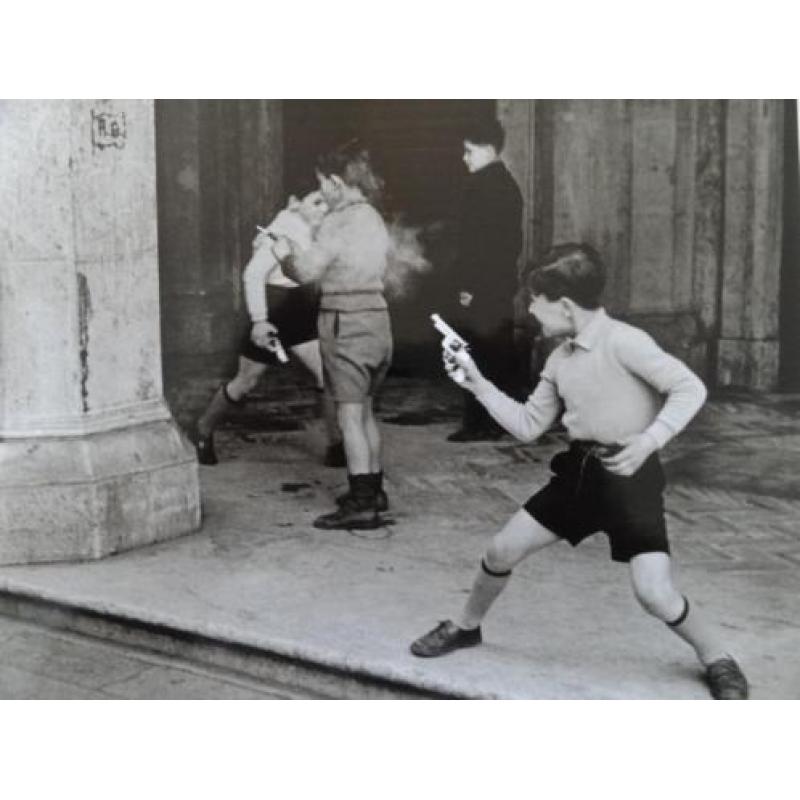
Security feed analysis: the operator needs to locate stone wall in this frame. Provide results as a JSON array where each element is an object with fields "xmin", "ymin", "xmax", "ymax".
[{"xmin": 499, "ymin": 99, "xmax": 785, "ymax": 390}]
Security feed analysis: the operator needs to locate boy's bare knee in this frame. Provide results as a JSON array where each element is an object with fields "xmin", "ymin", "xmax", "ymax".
[
  {"xmin": 484, "ymin": 540, "xmax": 518, "ymax": 574},
  {"xmin": 632, "ymin": 579, "xmax": 681, "ymax": 621},
  {"xmin": 242, "ymin": 375, "xmax": 261, "ymax": 395}
]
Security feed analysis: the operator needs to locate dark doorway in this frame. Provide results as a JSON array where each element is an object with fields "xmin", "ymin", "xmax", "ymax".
[
  {"xmin": 780, "ymin": 99, "xmax": 800, "ymax": 390},
  {"xmin": 284, "ymin": 100, "xmax": 495, "ymax": 222},
  {"xmin": 283, "ymin": 100, "xmax": 497, "ymax": 375}
]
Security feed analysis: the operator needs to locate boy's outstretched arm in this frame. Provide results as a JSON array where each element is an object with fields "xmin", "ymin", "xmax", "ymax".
[{"xmin": 450, "ymin": 351, "xmax": 561, "ymax": 442}]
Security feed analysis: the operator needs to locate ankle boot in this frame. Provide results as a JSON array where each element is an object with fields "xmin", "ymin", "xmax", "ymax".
[
  {"xmin": 314, "ymin": 474, "xmax": 381, "ymax": 530},
  {"xmin": 194, "ymin": 384, "xmax": 240, "ymax": 465},
  {"xmin": 335, "ymin": 471, "xmax": 389, "ymax": 512}
]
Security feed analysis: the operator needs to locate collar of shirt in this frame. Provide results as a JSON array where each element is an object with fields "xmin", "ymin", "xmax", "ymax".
[
  {"xmin": 329, "ymin": 198, "xmax": 369, "ymax": 215},
  {"xmin": 566, "ymin": 308, "xmax": 610, "ymax": 353}
]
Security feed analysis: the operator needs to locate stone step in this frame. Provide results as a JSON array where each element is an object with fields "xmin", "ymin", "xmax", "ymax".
[{"xmin": 0, "ymin": 588, "xmax": 470, "ymax": 700}]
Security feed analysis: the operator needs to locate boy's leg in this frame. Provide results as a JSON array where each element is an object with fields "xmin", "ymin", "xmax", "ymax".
[
  {"xmin": 313, "ymin": 401, "xmax": 382, "ymax": 530},
  {"xmin": 289, "ymin": 339, "xmax": 343, "ymax": 456},
  {"xmin": 362, "ymin": 396, "xmax": 381, "ymax": 474},
  {"xmin": 629, "ymin": 552, "xmax": 748, "ymax": 698},
  {"xmin": 313, "ymin": 310, "xmax": 387, "ymax": 529},
  {"xmin": 195, "ymin": 356, "xmax": 266, "ymax": 464},
  {"xmin": 411, "ymin": 509, "xmax": 560, "ymax": 657},
  {"xmin": 225, "ymin": 355, "xmax": 268, "ymax": 401},
  {"xmin": 335, "ymin": 395, "xmax": 389, "ymax": 511},
  {"xmin": 337, "ymin": 401, "xmax": 370, "ymax": 475}
]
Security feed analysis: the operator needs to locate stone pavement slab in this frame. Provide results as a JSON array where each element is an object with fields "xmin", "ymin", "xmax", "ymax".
[{"xmin": 1, "ymin": 394, "xmax": 798, "ymax": 699}]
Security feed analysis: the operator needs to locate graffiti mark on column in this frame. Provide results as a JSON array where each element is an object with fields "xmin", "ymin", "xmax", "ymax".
[
  {"xmin": 91, "ymin": 110, "xmax": 127, "ymax": 150},
  {"xmin": 77, "ymin": 272, "xmax": 93, "ymax": 412}
]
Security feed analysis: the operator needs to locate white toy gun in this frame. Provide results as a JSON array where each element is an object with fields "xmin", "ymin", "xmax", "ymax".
[
  {"xmin": 265, "ymin": 333, "xmax": 289, "ymax": 364},
  {"xmin": 431, "ymin": 313, "xmax": 470, "ymax": 384},
  {"xmin": 253, "ymin": 321, "xmax": 289, "ymax": 364}
]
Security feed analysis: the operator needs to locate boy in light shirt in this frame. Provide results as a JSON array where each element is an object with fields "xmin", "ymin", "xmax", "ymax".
[
  {"xmin": 194, "ymin": 189, "xmax": 342, "ymax": 467},
  {"xmin": 411, "ymin": 243, "xmax": 748, "ymax": 700}
]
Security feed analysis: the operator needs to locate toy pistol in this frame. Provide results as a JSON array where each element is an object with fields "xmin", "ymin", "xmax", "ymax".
[
  {"xmin": 266, "ymin": 333, "xmax": 289, "ymax": 364},
  {"xmin": 431, "ymin": 313, "xmax": 470, "ymax": 384}
]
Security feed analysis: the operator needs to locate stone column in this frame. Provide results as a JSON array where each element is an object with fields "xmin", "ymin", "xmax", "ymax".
[
  {"xmin": 717, "ymin": 100, "xmax": 784, "ymax": 390},
  {"xmin": 0, "ymin": 100, "xmax": 200, "ymax": 565}
]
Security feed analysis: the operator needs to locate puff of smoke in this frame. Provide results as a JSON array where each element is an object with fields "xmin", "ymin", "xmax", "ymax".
[{"xmin": 384, "ymin": 218, "xmax": 433, "ymax": 300}]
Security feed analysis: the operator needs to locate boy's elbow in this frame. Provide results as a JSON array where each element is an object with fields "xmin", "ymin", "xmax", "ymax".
[{"xmin": 694, "ymin": 375, "xmax": 708, "ymax": 407}]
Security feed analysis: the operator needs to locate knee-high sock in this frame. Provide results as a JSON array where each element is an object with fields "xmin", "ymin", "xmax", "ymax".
[
  {"xmin": 197, "ymin": 384, "xmax": 238, "ymax": 437},
  {"xmin": 665, "ymin": 597, "xmax": 729, "ymax": 667},
  {"xmin": 456, "ymin": 559, "xmax": 512, "ymax": 631}
]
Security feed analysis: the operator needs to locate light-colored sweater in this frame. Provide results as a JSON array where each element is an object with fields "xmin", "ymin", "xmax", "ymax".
[
  {"xmin": 475, "ymin": 309, "xmax": 707, "ymax": 449},
  {"xmin": 284, "ymin": 200, "xmax": 389, "ymax": 312}
]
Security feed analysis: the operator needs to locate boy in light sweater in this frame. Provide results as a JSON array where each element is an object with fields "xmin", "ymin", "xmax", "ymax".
[
  {"xmin": 411, "ymin": 244, "xmax": 748, "ymax": 700},
  {"xmin": 274, "ymin": 141, "xmax": 392, "ymax": 530},
  {"xmin": 194, "ymin": 189, "xmax": 343, "ymax": 467}
]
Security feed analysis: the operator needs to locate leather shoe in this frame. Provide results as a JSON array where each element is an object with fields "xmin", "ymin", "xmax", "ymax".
[
  {"xmin": 410, "ymin": 620, "xmax": 482, "ymax": 658},
  {"xmin": 706, "ymin": 657, "xmax": 748, "ymax": 699}
]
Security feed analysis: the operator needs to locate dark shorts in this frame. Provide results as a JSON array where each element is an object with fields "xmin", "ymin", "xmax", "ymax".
[
  {"xmin": 318, "ymin": 309, "xmax": 393, "ymax": 402},
  {"xmin": 239, "ymin": 284, "xmax": 320, "ymax": 365},
  {"xmin": 524, "ymin": 441, "xmax": 670, "ymax": 563}
]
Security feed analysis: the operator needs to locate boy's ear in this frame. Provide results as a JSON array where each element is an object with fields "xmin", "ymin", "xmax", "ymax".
[
  {"xmin": 559, "ymin": 297, "xmax": 575, "ymax": 320},
  {"xmin": 287, "ymin": 195, "xmax": 300, "ymax": 208}
]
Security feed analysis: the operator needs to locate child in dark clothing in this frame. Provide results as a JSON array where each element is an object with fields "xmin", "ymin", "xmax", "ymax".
[
  {"xmin": 448, "ymin": 117, "xmax": 524, "ymax": 442},
  {"xmin": 411, "ymin": 243, "xmax": 748, "ymax": 700}
]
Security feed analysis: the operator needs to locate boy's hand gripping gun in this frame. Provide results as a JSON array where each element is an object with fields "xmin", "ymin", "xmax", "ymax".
[
  {"xmin": 266, "ymin": 333, "xmax": 289, "ymax": 364},
  {"xmin": 431, "ymin": 313, "xmax": 470, "ymax": 384}
]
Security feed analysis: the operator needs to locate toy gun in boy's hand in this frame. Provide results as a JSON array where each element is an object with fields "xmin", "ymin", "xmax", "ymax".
[
  {"xmin": 266, "ymin": 333, "xmax": 289, "ymax": 364},
  {"xmin": 253, "ymin": 321, "xmax": 289, "ymax": 363},
  {"xmin": 431, "ymin": 313, "xmax": 471, "ymax": 384}
]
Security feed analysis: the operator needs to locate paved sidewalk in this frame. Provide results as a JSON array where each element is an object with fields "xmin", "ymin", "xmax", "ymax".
[{"xmin": 1, "ymin": 379, "xmax": 799, "ymax": 699}]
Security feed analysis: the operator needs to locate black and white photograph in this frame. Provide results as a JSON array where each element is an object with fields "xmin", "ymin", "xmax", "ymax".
[
  {"xmin": 2, "ymin": 97, "xmax": 797, "ymax": 703},
  {"xmin": 0, "ymin": 4, "xmax": 797, "ymax": 797}
]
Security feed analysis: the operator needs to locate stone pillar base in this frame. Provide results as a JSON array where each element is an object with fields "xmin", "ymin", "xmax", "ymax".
[{"xmin": 0, "ymin": 419, "xmax": 200, "ymax": 566}]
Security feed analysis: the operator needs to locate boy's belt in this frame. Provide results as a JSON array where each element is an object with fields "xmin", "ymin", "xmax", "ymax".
[{"xmin": 570, "ymin": 440, "xmax": 623, "ymax": 458}]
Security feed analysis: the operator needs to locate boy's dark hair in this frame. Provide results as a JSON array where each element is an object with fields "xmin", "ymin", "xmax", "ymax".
[
  {"xmin": 461, "ymin": 117, "xmax": 506, "ymax": 152},
  {"xmin": 526, "ymin": 243, "xmax": 606, "ymax": 309},
  {"xmin": 316, "ymin": 138, "xmax": 384, "ymax": 205}
]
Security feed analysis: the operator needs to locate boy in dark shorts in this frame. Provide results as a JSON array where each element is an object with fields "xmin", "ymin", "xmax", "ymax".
[
  {"xmin": 411, "ymin": 244, "xmax": 748, "ymax": 700},
  {"xmin": 194, "ymin": 190, "xmax": 343, "ymax": 467},
  {"xmin": 274, "ymin": 141, "xmax": 392, "ymax": 530}
]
